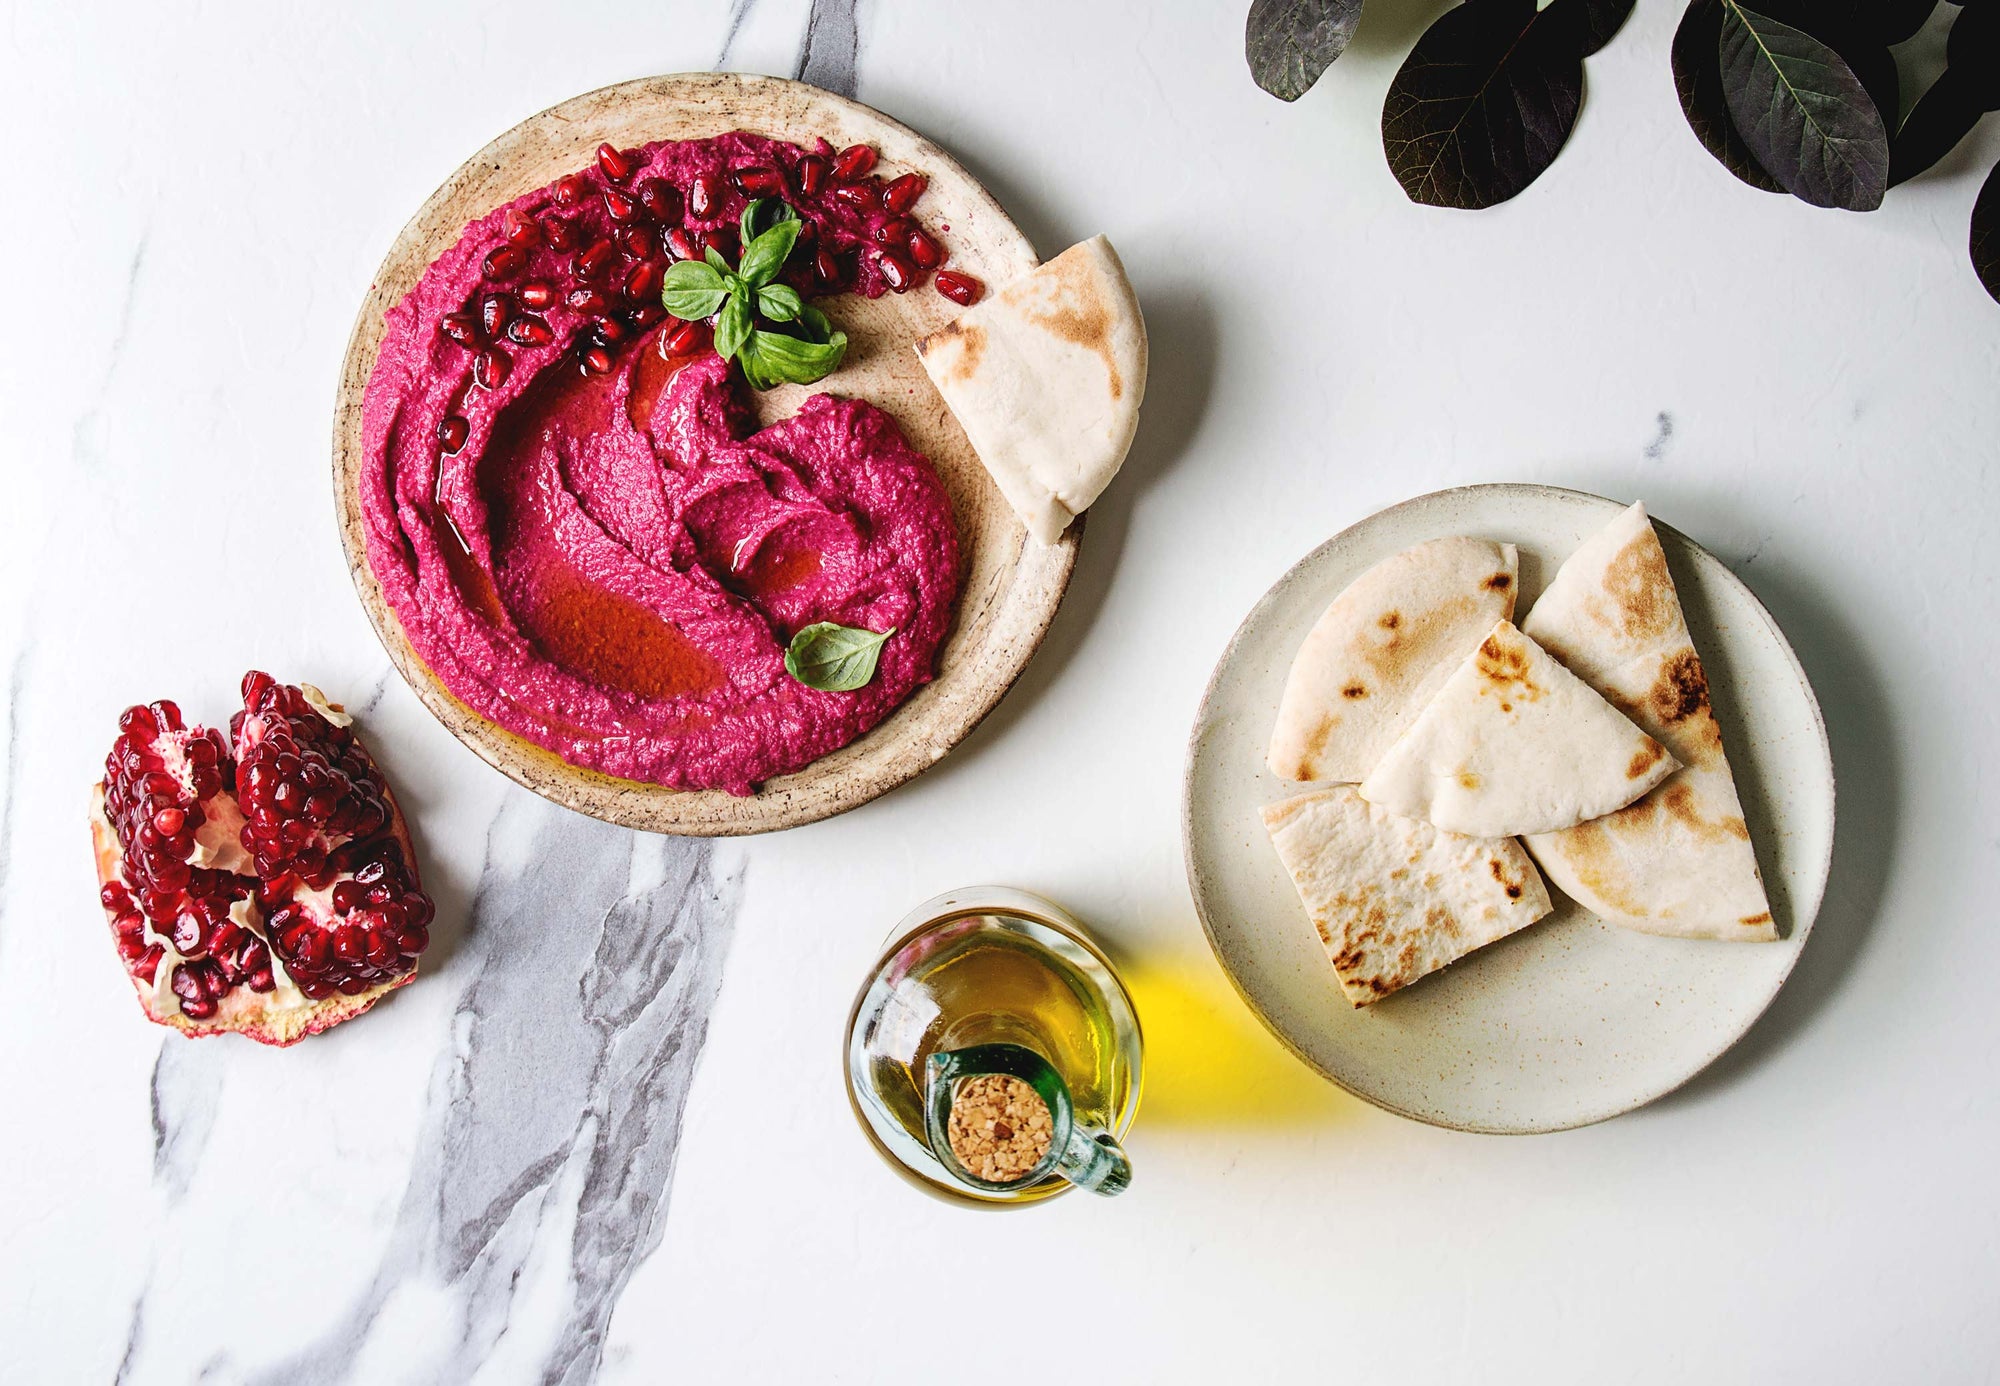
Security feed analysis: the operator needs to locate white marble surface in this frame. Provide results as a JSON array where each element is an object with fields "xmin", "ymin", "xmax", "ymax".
[{"xmin": 4, "ymin": 1, "xmax": 1998, "ymax": 1381}]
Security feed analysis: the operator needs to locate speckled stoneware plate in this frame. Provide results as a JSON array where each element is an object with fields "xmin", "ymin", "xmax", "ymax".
[
  {"xmin": 333, "ymin": 73, "xmax": 1072, "ymax": 836},
  {"xmin": 1183, "ymin": 484, "xmax": 1834, "ymax": 1134}
]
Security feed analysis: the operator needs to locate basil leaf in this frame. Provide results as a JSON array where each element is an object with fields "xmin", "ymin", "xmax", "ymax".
[
  {"xmin": 703, "ymin": 245, "xmax": 733, "ymax": 274},
  {"xmin": 1715, "ymin": 0, "xmax": 1888, "ymax": 211},
  {"xmin": 738, "ymin": 218, "xmax": 803, "ymax": 288},
  {"xmin": 1246, "ymin": 0, "xmax": 1363, "ymax": 101},
  {"xmin": 797, "ymin": 303, "xmax": 835, "ymax": 341},
  {"xmin": 784, "ymin": 622, "xmax": 895, "ymax": 692},
  {"xmin": 757, "ymin": 284, "xmax": 805, "ymax": 322},
  {"xmin": 662, "ymin": 260, "xmax": 729, "ymax": 320},
  {"xmin": 715, "ymin": 292, "xmax": 754, "ymax": 361},
  {"xmin": 1974, "ymin": 159, "xmax": 2000, "ymax": 305},
  {"xmin": 740, "ymin": 326, "xmax": 848, "ymax": 388},
  {"xmin": 739, "ymin": 197, "xmax": 799, "ymax": 247}
]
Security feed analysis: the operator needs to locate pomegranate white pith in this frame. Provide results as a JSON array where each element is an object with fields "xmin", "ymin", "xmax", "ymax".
[{"xmin": 90, "ymin": 673, "xmax": 433, "ymax": 1046}]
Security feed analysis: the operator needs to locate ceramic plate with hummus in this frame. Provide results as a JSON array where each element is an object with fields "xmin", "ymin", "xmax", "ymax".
[
  {"xmin": 1183, "ymin": 485, "xmax": 1835, "ymax": 1133},
  {"xmin": 334, "ymin": 74, "xmax": 1136, "ymax": 835}
]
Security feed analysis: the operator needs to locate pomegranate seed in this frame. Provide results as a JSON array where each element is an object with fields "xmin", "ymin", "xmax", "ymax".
[
  {"xmin": 397, "ymin": 926, "xmax": 430, "ymax": 957},
  {"xmin": 637, "ymin": 177, "xmax": 681, "ymax": 222},
  {"xmin": 873, "ymin": 216, "xmax": 916, "ymax": 245},
  {"xmin": 882, "ymin": 173, "xmax": 928, "ymax": 214},
  {"xmin": 702, "ymin": 227, "xmax": 738, "ymax": 262},
  {"xmin": 813, "ymin": 248, "xmax": 846, "ymax": 287},
  {"xmin": 935, "ymin": 270, "xmax": 983, "ymax": 306},
  {"xmin": 876, "ymin": 251, "xmax": 914, "ymax": 292},
  {"xmin": 566, "ymin": 287, "xmax": 609, "ymax": 314},
  {"xmin": 596, "ymin": 143, "xmax": 636, "ymax": 182},
  {"xmin": 832, "ymin": 143, "xmax": 877, "ymax": 180},
  {"xmin": 798, "ymin": 154, "xmax": 830, "ymax": 196},
  {"xmin": 438, "ymin": 415, "xmax": 470, "ymax": 453},
  {"xmin": 574, "ymin": 240, "xmax": 617, "ymax": 280},
  {"xmin": 616, "ymin": 225, "xmax": 659, "ymax": 259},
  {"xmin": 907, "ymin": 228, "xmax": 943, "ymax": 269},
  {"xmin": 333, "ymin": 925, "xmax": 364, "ymax": 963},
  {"xmin": 170, "ymin": 913, "xmax": 208, "ymax": 954},
  {"xmin": 331, "ymin": 881, "xmax": 363, "ymax": 913},
  {"xmin": 518, "ymin": 280, "xmax": 557, "ymax": 311},
  {"xmin": 630, "ymin": 302, "xmax": 666, "ymax": 329},
  {"xmin": 506, "ymin": 315, "xmax": 554, "ymax": 347},
  {"xmin": 480, "ymin": 294, "xmax": 513, "ymax": 337},
  {"xmin": 152, "ymin": 807, "xmax": 186, "ymax": 836},
  {"xmin": 482, "ymin": 244, "xmax": 526, "ymax": 279},
  {"xmin": 440, "ymin": 312, "xmax": 481, "ymax": 348},
  {"xmin": 504, "ymin": 212, "xmax": 542, "ymax": 249},
  {"xmin": 593, "ymin": 314, "xmax": 631, "ymax": 344},
  {"xmin": 624, "ymin": 259, "xmax": 664, "ymax": 303},
  {"xmin": 831, "ymin": 182, "xmax": 878, "ymax": 212},
  {"xmin": 581, "ymin": 344, "xmax": 614, "ymax": 375},
  {"xmin": 543, "ymin": 217, "xmax": 577, "ymax": 252},
  {"xmin": 666, "ymin": 227, "xmax": 699, "ymax": 262},
  {"xmin": 552, "ymin": 174, "xmax": 584, "ymax": 206},
  {"xmin": 689, "ymin": 174, "xmax": 720, "ymax": 220},
  {"xmin": 474, "ymin": 347, "xmax": 511, "ymax": 390},
  {"xmin": 663, "ymin": 319, "xmax": 704, "ymax": 355},
  {"xmin": 732, "ymin": 164, "xmax": 786, "ymax": 197},
  {"xmin": 603, "ymin": 187, "xmax": 639, "ymax": 223}
]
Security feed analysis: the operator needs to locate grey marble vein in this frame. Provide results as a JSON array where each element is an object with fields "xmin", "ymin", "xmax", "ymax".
[
  {"xmin": 714, "ymin": 0, "xmax": 760, "ymax": 67},
  {"xmin": 795, "ymin": 0, "xmax": 863, "ymax": 97},
  {"xmin": 73, "ymin": 232, "xmax": 149, "ymax": 472}
]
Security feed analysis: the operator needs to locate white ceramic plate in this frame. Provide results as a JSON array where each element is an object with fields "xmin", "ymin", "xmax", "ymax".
[{"xmin": 1183, "ymin": 485, "xmax": 1834, "ymax": 1133}]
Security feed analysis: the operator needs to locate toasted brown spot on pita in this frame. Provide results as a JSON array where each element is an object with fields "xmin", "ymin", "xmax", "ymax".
[
  {"xmin": 1303, "ymin": 715, "xmax": 1335, "ymax": 759},
  {"xmin": 1458, "ymin": 771, "xmax": 1482, "ymax": 790},
  {"xmin": 1722, "ymin": 815, "xmax": 1751, "ymax": 841},
  {"xmin": 1549, "ymin": 818, "xmax": 1651, "ymax": 915},
  {"xmin": 1603, "ymin": 529, "xmax": 1678, "ymax": 645},
  {"xmin": 1380, "ymin": 611, "xmax": 1401, "ymax": 630},
  {"xmin": 1342, "ymin": 683, "xmax": 1368, "ymax": 699},
  {"xmin": 1499, "ymin": 702, "xmax": 1513, "ymax": 714},
  {"xmin": 1627, "ymin": 740, "xmax": 1667, "ymax": 779},
  {"xmin": 1740, "ymin": 912, "xmax": 1772, "ymax": 927},
  {"xmin": 1476, "ymin": 633, "xmax": 1539, "ymax": 696},
  {"xmin": 1484, "ymin": 572, "xmax": 1512, "ymax": 591},
  {"xmin": 920, "ymin": 317, "xmax": 987, "ymax": 384},
  {"xmin": 1017, "ymin": 249, "xmax": 1123, "ymax": 399},
  {"xmin": 1653, "ymin": 649, "xmax": 1711, "ymax": 725},
  {"xmin": 1488, "ymin": 858, "xmax": 1528, "ymax": 900}
]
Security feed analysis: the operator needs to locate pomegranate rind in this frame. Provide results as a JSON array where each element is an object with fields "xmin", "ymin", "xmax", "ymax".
[{"xmin": 88, "ymin": 784, "xmax": 417, "ymax": 1047}]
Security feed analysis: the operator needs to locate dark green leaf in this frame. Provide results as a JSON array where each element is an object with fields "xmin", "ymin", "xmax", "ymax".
[
  {"xmin": 1246, "ymin": 0, "xmax": 1364, "ymax": 101},
  {"xmin": 738, "ymin": 326, "xmax": 848, "ymax": 390},
  {"xmin": 662, "ymin": 260, "xmax": 729, "ymax": 320},
  {"xmin": 1866, "ymin": 0, "xmax": 1937, "ymax": 46},
  {"xmin": 739, "ymin": 197, "xmax": 799, "ymax": 246},
  {"xmin": 715, "ymin": 292, "xmax": 754, "ymax": 360},
  {"xmin": 1890, "ymin": 69, "xmax": 1986, "ymax": 185},
  {"xmin": 704, "ymin": 245, "xmax": 733, "ymax": 274},
  {"xmin": 738, "ymin": 217, "xmax": 803, "ymax": 288},
  {"xmin": 1974, "ymin": 160, "xmax": 2000, "ymax": 304},
  {"xmin": 783, "ymin": 622, "xmax": 894, "ymax": 691},
  {"xmin": 1675, "ymin": 0, "xmax": 1786, "ymax": 191},
  {"xmin": 1716, "ymin": 1, "xmax": 1889, "ymax": 210},
  {"xmin": 1551, "ymin": 0, "xmax": 1636, "ymax": 59},
  {"xmin": 1381, "ymin": 0, "xmax": 1584, "ymax": 210},
  {"xmin": 757, "ymin": 283, "xmax": 805, "ymax": 322}
]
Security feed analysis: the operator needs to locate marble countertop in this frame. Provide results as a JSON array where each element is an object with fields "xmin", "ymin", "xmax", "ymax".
[{"xmin": 4, "ymin": 1, "xmax": 1997, "ymax": 1381}]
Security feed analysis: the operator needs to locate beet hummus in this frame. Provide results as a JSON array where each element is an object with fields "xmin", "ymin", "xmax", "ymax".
[{"xmin": 358, "ymin": 133, "xmax": 960, "ymax": 795}]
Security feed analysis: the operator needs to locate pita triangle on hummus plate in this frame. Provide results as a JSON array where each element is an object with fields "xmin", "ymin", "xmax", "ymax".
[
  {"xmin": 1358, "ymin": 620, "xmax": 1678, "ymax": 838},
  {"xmin": 1262, "ymin": 786, "xmax": 1552, "ymax": 1006},
  {"xmin": 1267, "ymin": 537, "xmax": 1518, "ymax": 784},
  {"xmin": 1521, "ymin": 502, "xmax": 1776, "ymax": 941}
]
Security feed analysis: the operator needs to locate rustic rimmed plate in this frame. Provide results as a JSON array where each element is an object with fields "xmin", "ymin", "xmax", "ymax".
[
  {"xmin": 333, "ymin": 73, "xmax": 1072, "ymax": 836},
  {"xmin": 1183, "ymin": 484, "xmax": 1835, "ymax": 1133}
]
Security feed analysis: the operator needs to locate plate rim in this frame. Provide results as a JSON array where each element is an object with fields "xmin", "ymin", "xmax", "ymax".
[
  {"xmin": 330, "ymin": 71, "xmax": 1076, "ymax": 837},
  {"xmin": 1181, "ymin": 482, "xmax": 1836, "ymax": 1134}
]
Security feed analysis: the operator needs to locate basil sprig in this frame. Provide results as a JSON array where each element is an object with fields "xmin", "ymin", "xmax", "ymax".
[
  {"xmin": 785, "ymin": 623, "xmax": 895, "ymax": 692},
  {"xmin": 661, "ymin": 198, "xmax": 848, "ymax": 390}
]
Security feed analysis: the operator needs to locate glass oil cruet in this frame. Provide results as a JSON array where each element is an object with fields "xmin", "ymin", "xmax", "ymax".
[{"xmin": 844, "ymin": 888, "xmax": 1143, "ymax": 1205}]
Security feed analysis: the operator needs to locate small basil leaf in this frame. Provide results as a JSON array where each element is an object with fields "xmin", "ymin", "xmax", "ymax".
[
  {"xmin": 703, "ymin": 245, "xmax": 733, "ymax": 274},
  {"xmin": 742, "ymin": 326, "xmax": 847, "ymax": 387},
  {"xmin": 661, "ymin": 260, "xmax": 729, "ymax": 320},
  {"xmin": 738, "ymin": 218, "xmax": 803, "ymax": 288},
  {"xmin": 797, "ymin": 303, "xmax": 835, "ymax": 341},
  {"xmin": 1382, "ymin": 0, "xmax": 1584, "ymax": 210},
  {"xmin": 739, "ymin": 197, "xmax": 799, "ymax": 246},
  {"xmin": 784, "ymin": 622, "xmax": 895, "ymax": 692},
  {"xmin": 1974, "ymin": 159, "xmax": 2000, "ymax": 305},
  {"xmin": 757, "ymin": 283, "xmax": 805, "ymax": 322},
  {"xmin": 1715, "ymin": 0, "xmax": 1888, "ymax": 211},
  {"xmin": 715, "ymin": 292, "xmax": 754, "ymax": 361},
  {"xmin": 1673, "ymin": 0, "xmax": 1786, "ymax": 193},
  {"xmin": 1246, "ymin": 0, "xmax": 1364, "ymax": 101}
]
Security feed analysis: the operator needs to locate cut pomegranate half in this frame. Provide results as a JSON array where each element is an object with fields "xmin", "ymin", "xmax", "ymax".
[{"xmin": 88, "ymin": 673, "xmax": 433, "ymax": 1046}]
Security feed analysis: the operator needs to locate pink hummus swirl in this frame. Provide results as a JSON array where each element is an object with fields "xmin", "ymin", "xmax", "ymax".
[{"xmin": 357, "ymin": 133, "xmax": 960, "ymax": 795}]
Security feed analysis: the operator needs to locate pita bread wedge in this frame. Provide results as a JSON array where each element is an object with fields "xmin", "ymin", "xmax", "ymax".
[
  {"xmin": 1359, "ymin": 620, "xmax": 1679, "ymax": 837},
  {"xmin": 1268, "ymin": 538, "xmax": 1519, "ymax": 783},
  {"xmin": 1262, "ymin": 786, "xmax": 1552, "ymax": 1006},
  {"xmin": 1521, "ymin": 502, "xmax": 1775, "ymax": 941},
  {"xmin": 914, "ymin": 235, "xmax": 1146, "ymax": 544}
]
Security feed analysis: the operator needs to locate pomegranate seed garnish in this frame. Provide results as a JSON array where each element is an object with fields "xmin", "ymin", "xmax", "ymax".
[
  {"xmin": 518, "ymin": 280, "xmax": 557, "ymax": 311},
  {"xmin": 506, "ymin": 315, "xmax": 554, "ymax": 347},
  {"xmin": 666, "ymin": 227, "xmax": 700, "ymax": 262},
  {"xmin": 876, "ymin": 251, "xmax": 914, "ymax": 292},
  {"xmin": 702, "ymin": 227, "xmax": 739, "ymax": 262},
  {"xmin": 543, "ymin": 216, "xmax": 578, "ymax": 252},
  {"xmin": 616, "ymin": 225, "xmax": 659, "ymax": 260},
  {"xmin": 624, "ymin": 259, "xmax": 664, "ymax": 303},
  {"xmin": 440, "ymin": 312, "xmax": 482, "ymax": 348},
  {"xmin": 483, "ymin": 244, "xmax": 526, "ymax": 280},
  {"xmin": 882, "ymin": 172, "xmax": 929, "ymax": 214},
  {"xmin": 581, "ymin": 344, "xmax": 614, "ymax": 375},
  {"xmin": 593, "ymin": 314, "xmax": 631, "ymax": 345},
  {"xmin": 935, "ymin": 270, "xmax": 983, "ymax": 307},
  {"xmin": 553, "ymin": 174, "xmax": 585, "ymax": 206},
  {"xmin": 798, "ymin": 154, "xmax": 830, "ymax": 196},
  {"xmin": 596, "ymin": 143, "xmax": 636, "ymax": 182},
  {"xmin": 874, "ymin": 216, "xmax": 916, "ymax": 246},
  {"xmin": 813, "ymin": 248, "xmax": 848, "ymax": 288},
  {"xmin": 907, "ymin": 228, "xmax": 943, "ymax": 270},
  {"xmin": 663, "ymin": 319, "xmax": 705, "ymax": 355},
  {"xmin": 438, "ymin": 415, "xmax": 470, "ymax": 453},
  {"xmin": 831, "ymin": 182, "xmax": 878, "ymax": 211},
  {"xmin": 630, "ymin": 302, "xmax": 666, "ymax": 329},
  {"xmin": 603, "ymin": 188, "xmax": 639, "ymax": 222},
  {"xmin": 480, "ymin": 294, "xmax": 513, "ymax": 337},
  {"xmin": 565, "ymin": 287, "xmax": 609, "ymax": 314},
  {"xmin": 504, "ymin": 212, "xmax": 543, "ymax": 249},
  {"xmin": 474, "ymin": 347, "xmax": 511, "ymax": 390},
  {"xmin": 732, "ymin": 164, "xmax": 786, "ymax": 197},
  {"xmin": 833, "ymin": 143, "xmax": 878, "ymax": 180},
  {"xmin": 574, "ymin": 240, "xmax": 617, "ymax": 280},
  {"xmin": 689, "ymin": 174, "xmax": 720, "ymax": 220},
  {"xmin": 637, "ymin": 177, "xmax": 681, "ymax": 222}
]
